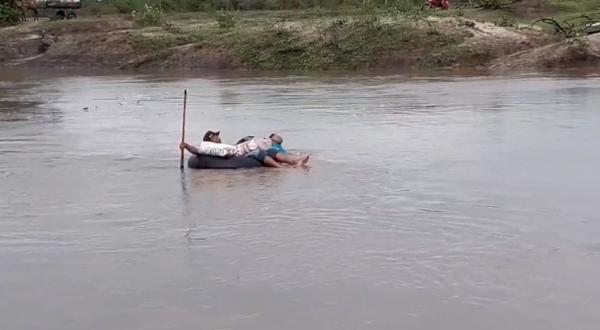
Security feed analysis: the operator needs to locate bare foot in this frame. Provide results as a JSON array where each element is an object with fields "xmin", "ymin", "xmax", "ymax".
[
  {"xmin": 291, "ymin": 154, "xmax": 305, "ymax": 165},
  {"xmin": 294, "ymin": 155, "xmax": 310, "ymax": 168}
]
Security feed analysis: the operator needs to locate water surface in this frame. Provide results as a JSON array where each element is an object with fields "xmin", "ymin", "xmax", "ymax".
[{"xmin": 1, "ymin": 70, "xmax": 600, "ymax": 330}]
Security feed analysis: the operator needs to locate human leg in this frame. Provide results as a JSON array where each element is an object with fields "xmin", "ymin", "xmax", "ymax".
[{"xmin": 266, "ymin": 148, "xmax": 303, "ymax": 165}]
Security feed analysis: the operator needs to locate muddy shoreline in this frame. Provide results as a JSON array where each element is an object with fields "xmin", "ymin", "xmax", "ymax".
[{"xmin": 1, "ymin": 14, "xmax": 599, "ymax": 72}]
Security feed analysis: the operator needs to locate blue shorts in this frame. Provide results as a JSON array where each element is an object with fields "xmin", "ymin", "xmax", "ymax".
[
  {"xmin": 266, "ymin": 148, "xmax": 279, "ymax": 159},
  {"xmin": 246, "ymin": 149, "xmax": 268, "ymax": 163}
]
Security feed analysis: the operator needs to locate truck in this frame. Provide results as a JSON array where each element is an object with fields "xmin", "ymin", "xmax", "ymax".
[{"xmin": 39, "ymin": 0, "xmax": 81, "ymax": 20}]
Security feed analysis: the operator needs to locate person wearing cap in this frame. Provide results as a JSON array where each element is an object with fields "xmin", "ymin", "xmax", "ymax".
[
  {"xmin": 180, "ymin": 130, "xmax": 308, "ymax": 168},
  {"xmin": 203, "ymin": 130, "xmax": 222, "ymax": 143},
  {"xmin": 234, "ymin": 133, "xmax": 308, "ymax": 166},
  {"xmin": 265, "ymin": 133, "xmax": 307, "ymax": 165},
  {"xmin": 178, "ymin": 130, "xmax": 222, "ymax": 155}
]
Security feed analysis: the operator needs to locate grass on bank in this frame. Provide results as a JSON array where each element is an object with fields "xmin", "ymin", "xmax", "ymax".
[
  {"xmin": 13, "ymin": 0, "xmax": 600, "ymax": 70},
  {"xmin": 547, "ymin": 0, "xmax": 600, "ymax": 14},
  {"xmin": 126, "ymin": 10, "xmax": 466, "ymax": 70}
]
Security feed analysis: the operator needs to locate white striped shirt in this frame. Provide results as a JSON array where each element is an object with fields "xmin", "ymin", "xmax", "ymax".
[{"xmin": 235, "ymin": 138, "xmax": 273, "ymax": 156}]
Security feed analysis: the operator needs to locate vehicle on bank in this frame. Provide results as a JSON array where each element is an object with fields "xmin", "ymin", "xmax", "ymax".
[{"xmin": 15, "ymin": 0, "xmax": 80, "ymax": 20}]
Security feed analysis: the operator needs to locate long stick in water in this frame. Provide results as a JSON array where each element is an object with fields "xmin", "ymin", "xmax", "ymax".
[{"xmin": 179, "ymin": 89, "xmax": 187, "ymax": 169}]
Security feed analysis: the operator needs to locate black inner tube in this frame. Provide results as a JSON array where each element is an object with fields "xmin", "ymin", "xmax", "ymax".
[{"xmin": 187, "ymin": 155, "xmax": 262, "ymax": 169}]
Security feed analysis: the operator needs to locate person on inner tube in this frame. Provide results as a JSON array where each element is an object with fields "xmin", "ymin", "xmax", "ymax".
[
  {"xmin": 231, "ymin": 132, "xmax": 309, "ymax": 168},
  {"xmin": 181, "ymin": 131, "xmax": 308, "ymax": 168},
  {"xmin": 236, "ymin": 133, "xmax": 307, "ymax": 166}
]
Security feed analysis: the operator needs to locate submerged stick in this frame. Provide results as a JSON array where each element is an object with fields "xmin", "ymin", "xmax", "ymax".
[{"xmin": 180, "ymin": 89, "xmax": 187, "ymax": 169}]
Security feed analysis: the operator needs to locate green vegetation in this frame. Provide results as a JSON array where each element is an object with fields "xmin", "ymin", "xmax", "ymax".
[
  {"xmin": 75, "ymin": 0, "xmax": 600, "ymax": 27},
  {"xmin": 531, "ymin": 12, "xmax": 600, "ymax": 38},
  {"xmin": 218, "ymin": 0, "xmax": 423, "ymax": 11},
  {"xmin": 78, "ymin": 0, "xmax": 483, "ymax": 16},
  {"xmin": 0, "ymin": 3, "xmax": 20, "ymax": 26},
  {"xmin": 494, "ymin": 14, "xmax": 515, "ymax": 27},
  {"xmin": 476, "ymin": 0, "xmax": 509, "ymax": 10},
  {"xmin": 126, "ymin": 12, "xmax": 467, "ymax": 70},
  {"xmin": 2, "ymin": 0, "xmax": 597, "ymax": 22},
  {"xmin": 134, "ymin": 3, "xmax": 166, "ymax": 26},
  {"xmin": 84, "ymin": 2, "xmax": 119, "ymax": 15},
  {"xmin": 74, "ymin": 0, "xmax": 599, "ymax": 70},
  {"xmin": 215, "ymin": 9, "xmax": 236, "ymax": 28},
  {"xmin": 3, "ymin": 0, "xmax": 599, "ymax": 71},
  {"xmin": 547, "ymin": 0, "xmax": 600, "ymax": 14},
  {"xmin": 129, "ymin": 31, "xmax": 193, "ymax": 51}
]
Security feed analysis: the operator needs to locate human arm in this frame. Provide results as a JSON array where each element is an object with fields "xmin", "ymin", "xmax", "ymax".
[{"xmin": 179, "ymin": 142, "xmax": 201, "ymax": 155}]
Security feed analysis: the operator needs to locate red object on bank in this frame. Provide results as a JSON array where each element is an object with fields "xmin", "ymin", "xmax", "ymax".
[{"xmin": 427, "ymin": 0, "xmax": 449, "ymax": 10}]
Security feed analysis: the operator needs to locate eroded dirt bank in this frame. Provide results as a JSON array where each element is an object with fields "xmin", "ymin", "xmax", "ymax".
[{"xmin": 1, "ymin": 14, "xmax": 598, "ymax": 72}]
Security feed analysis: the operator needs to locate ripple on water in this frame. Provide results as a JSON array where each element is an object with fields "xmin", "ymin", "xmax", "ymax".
[{"xmin": 2, "ymin": 74, "xmax": 600, "ymax": 330}]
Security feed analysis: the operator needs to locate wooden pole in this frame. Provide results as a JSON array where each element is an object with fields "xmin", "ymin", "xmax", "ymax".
[{"xmin": 179, "ymin": 89, "xmax": 187, "ymax": 169}]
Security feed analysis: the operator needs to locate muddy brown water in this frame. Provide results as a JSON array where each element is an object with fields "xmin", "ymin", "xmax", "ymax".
[{"xmin": 1, "ymin": 69, "xmax": 600, "ymax": 330}]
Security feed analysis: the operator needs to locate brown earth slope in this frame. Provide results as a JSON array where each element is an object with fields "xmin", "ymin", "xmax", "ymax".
[
  {"xmin": 491, "ymin": 33, "xmax": 600, "ymax": 69},
  {"xmin": 0, "ymin": 15, "xmax": 598, "ymax": 71}
]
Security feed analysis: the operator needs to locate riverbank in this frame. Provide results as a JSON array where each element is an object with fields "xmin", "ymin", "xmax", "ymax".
[{"xmin": 1, "ymin": 9, "xmax": 599, "ymax": 72}]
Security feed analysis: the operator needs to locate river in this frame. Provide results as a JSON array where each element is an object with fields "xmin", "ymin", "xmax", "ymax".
[{"xmin": 1, "ymin": 69, "xmax": 600, "ymax": 330}]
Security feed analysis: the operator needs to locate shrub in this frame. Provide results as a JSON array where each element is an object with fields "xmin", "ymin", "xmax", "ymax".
[
  {"xmin": 83, "ymin": 2, "xmax": 119, "ymax": 16},
  {"xmin": 134, "ymin": 4, "xmax": 165, "ymax": 27},
  {"xmin": 477, "ymin": 0, "xmax": 505, "ymax": 9},
  {"xmin": 204, "ymin": 0, "xmax": 241, "ymax": 10},
  {"xmin": 113, "ymin": 0, "xmax": 141, "ymax": 14},
  {"xmin": 390, "ymin": 0, "xmax": 422, "ymax": 11},
  {"xmin": 129, "ymin": 32, "xmax": 194, "ymax": 51},
  {"xmin": 162, "ymin": 20, "xmax": 185, "ymax": 33},
  {"xmin": 495, "ymin": 15, "xmax": 514, "ymax": 27},
  {"xmin": 179, "ymin": 0, "xmax": 205, "ymax": 11},
  {"xmin": 0, "ymin": 4, "xmax": 21, "ymax": 26},
  {"xmin": 216, "ymin": 10, "xmax": 236, "ymax": 29},
  {"xmin": 237, "ymin": 0, "xmax": 271, "ymax": 10}
]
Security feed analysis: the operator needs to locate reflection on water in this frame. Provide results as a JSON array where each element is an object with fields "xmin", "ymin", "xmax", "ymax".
[
  {"xmin": 0, "ymin": 77, "xmax": 63, "ymax": 123},
  {"xmin": 1, "ymin": 70, "xmax": 600, "ymax": 330}
]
